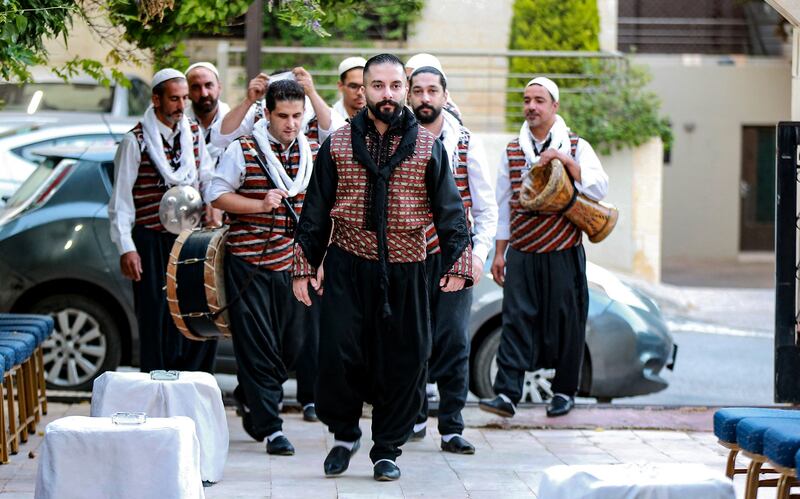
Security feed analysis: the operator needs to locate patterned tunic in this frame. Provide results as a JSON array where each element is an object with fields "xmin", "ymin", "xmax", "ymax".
[
  {"xmin": 131, "ymin": 122, "xmax": 202, "ymax": 231},
  {"xmin": 226, "ymin": 136, "xmax": 319, "ymax": 270},
  {"xmin": 425, "ymin": 126, "xmax": 472, "ymax": 254},
  {"xmin": 506, "ymin": 134, "xmax": 582, "ymax": 253}
]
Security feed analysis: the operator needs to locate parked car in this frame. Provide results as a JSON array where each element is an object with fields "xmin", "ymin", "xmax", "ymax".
[
  {"xmin": 468, "ymin": 254, "xmax": 676, "ymax": 402},
  {"xmin": 0, "ymin": 121, "xmax": 136, "ymax": 203},
  {"xmin": 0, "ymin": 145, "xmax": 676, "ymax": 400},
  {"xmin": 0, "ymin": 69, "xmax": 151, "ymax": 132}
]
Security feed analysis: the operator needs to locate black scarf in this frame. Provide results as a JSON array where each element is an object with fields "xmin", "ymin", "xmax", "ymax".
[{"xmin": 350, "ymin": 107, "xmax": 419, "ymax": 317}]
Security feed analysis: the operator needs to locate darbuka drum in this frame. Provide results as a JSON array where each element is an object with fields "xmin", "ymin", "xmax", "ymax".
[
  {"xmin": 166, "ymin": 227, "xmax": 231, "ymax": 340},
  {"xmin": 520, "ymin": 158, "xmax": 618, "ymax": 243}
]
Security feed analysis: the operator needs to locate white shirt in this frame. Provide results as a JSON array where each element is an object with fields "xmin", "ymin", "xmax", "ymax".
[
  {"xmin": 206, "ymin": 129, "xmax": 295, "ymax": 204},
  {"xmin": 495, "ymin": 123, "xmax": 608, "ymax": 241},
  {"xmin": 332, "ymin": 99, "xmax": 350, "ymax": 123},
  {"xmin": 210, "ymin": 97, "xmax": 345, "ymax": 151},
  {"xmin": 439, "ymin": 112, "xmax": 498, "ymax": 264},
  {"xmin": 108, "ymin": 118, "xmax": 213, "ymax": 255},
  {"xmin": 185, "ymin": 101, "xmax": 230, "ymax": 162}
]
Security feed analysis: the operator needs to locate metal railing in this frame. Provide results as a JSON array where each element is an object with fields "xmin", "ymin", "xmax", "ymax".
[{"xmin": 214, "ymin": 44, "xmax": 626, "ymax": 132}]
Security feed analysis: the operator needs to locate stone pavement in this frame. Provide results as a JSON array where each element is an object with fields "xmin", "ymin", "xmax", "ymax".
[{"xmin": 0, "ymin": 402, "xmax": 770, "ymax": 498}]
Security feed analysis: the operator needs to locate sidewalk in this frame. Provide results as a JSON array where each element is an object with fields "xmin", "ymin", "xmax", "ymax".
[{"xmin": 0, "ymin": 402, "xmax": 759, "ymax": 498}]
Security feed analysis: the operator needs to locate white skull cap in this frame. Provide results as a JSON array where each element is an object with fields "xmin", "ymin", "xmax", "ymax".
[
  {"xmin": 338, "ymin": 57, "xmax": 367, "ymax": 78},
  {"xmin": 151, "ymin": 68, "xmax": 185, "ymax": 89},
  {"xmin": 185, "ymin": 62, "xmax": 219, "ymax": 79},
  {"xmin": 526, "ymin": 76, "xmax": 559, "ymax": 102}
]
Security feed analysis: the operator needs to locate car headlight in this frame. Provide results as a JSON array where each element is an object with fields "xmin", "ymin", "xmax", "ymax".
[{"xmin": 586, "ymin": 262, "xmax": 650, "ymax": 312}]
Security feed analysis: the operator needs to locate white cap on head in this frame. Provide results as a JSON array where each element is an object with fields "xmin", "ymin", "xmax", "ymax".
[
  {"xmin": 406, "ymin": 53, "xmax": 443, "ymax": 73},
  {"xmin": 338, "ymin": 56, "xmax": 367, "ymax": 78},
  {"xmin": 526, "ymin": 76, "xmax": 559, "ymax": 102},
  {"xmin": 185, "ymin": 62, "xmax": 219, "ymax": 80},
  {"xmin": 151, "ymin": 68, "xmax": 185, "ymax": 89}
]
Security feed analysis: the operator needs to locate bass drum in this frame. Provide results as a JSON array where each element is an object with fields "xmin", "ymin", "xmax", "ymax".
[{"xmin": 166, "ymin": 227, "xmax": 232, "ymax": 340}]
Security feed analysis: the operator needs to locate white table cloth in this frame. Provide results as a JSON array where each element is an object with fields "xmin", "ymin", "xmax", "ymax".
[
  {"xmin": 35, "ymin": 416, "xmax": 204, "ymax": 499},
  {"xmin": 90, "ymin": 371, "xmax": 228, "ymax": 483},
  {"xmin": 539, "ymin": 463, "xmax": 735, "ymax": 499}
]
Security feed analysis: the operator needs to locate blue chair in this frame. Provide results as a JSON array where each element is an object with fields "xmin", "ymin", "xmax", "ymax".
[
  {"xmin": 0, "ymin": 342, "xmax": 30, "ymax": 453},
  {"xmin": 737, "ymin": 417, "xmax": 800, "ymax": 499},
  {"xmin": 760, "ymin": 423, "xmax": 800, "ymax": 498},
  {"xmin": 0, "ymin": 355, "xmax": 6, "ymax": 464},
  {"xmin": 0, "ymin": 323, "xmax": 49, "ymax": 419},
  {"xmin": 714, "ymin": 407, "xmax": 800, "ymax": 478},
  {"xmin": 0, "ymin": 333, "xmax": 36, "ymax": 437}
]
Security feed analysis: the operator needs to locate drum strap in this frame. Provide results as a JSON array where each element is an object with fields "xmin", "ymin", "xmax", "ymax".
[{"xmin": 248, "ymin": 141, "xmax": 301, "ymax": 226}]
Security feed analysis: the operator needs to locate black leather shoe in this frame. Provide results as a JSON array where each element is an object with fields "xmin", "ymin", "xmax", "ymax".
[
  {"xmin": 373, "ymin": 460, "xmax": 401, "ymax": 481},
  {"xmin": 303, "ymin": 404, "xmax": 318, "ymax": 422},
  {"xmin": 266, "ymin": 435, "xmax": 295, "ymax": 455},
  {"xmin": 441, "ymin": 435, "xmax": 475, "ymax": 455},
  {"xmin": 408, "ymin": 427, "xmax": 426, "ymax": 441},
  {"xmin": 546, "ymin": 394, "xmax": 575, "ymax": 417},
  {"xmin": 324, "ymin": 440, "xmax": 360, "ymax": 476},
  {"xmin": 478, "ymin": 395, "xmax": 515, "ymax": 418}
]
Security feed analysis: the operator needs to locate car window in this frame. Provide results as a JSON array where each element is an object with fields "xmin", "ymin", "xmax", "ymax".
[
  {"xmin": 0, "ymin": 82, "xmax": 113, "ymax": 113},
  {"xmin": 2, "ymin": 158, "xmax": 76, "ymax": 210},
  {"xmin": 11, "ymin": 134, "xmax": 121, "ymax": 162},
  {"xmin": 127, "ymin": 79, "xmax": 151, "ymax": 116},
  {"xmin": 101, "ymin": 161, "xmax": 115, "ymax": 186}
]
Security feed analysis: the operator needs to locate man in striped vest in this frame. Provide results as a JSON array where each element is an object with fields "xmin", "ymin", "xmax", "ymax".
[
  {"xmin": 109, "ymin": 68, "xmax": 217, "ymax": 373},
  {"xmin": 207, "ymin": 80, "xmax": 320, "ymax": 457},
  {"xmin": 478, "ymin": 77, "xmax": 608, "ymax": 418},
  {"xmin": 185, "ymin": 62, "xmax": 230, "ymax": 163},
  {"xmin": 292, "ymin": 54, "xmax": 473, "ymax": 481},
  {"xmin": 407, "ymin": 66, "xmax": 498, "ymax": 454}
]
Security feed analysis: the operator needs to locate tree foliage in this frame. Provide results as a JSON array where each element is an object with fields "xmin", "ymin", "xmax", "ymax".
[
  {"xmin": 506, "ymin": 0, "xmax": 671, "ymax": 152},
  {"xmin": 0, "ymin": 0, "xmax": 334, "ymax": 83}
]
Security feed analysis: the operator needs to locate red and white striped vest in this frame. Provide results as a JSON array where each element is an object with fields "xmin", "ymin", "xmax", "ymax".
[
  {"xmin": 327, "ymin": 124, "xmax": 436, "ymax": 263},
  {"xmin": 131, "ymin": 122, "xmax": 201, "ymax": 232},
  {"xmin": 425, "ymin": 126, "xmax": 472, "ymax": 254},
  {"xmin": 506, "ymin": 135, "xmax": 582, "ymax": 253},
  {"xmin": 226, "ymin": 136, "xmax": 319, "ymax": 270}
]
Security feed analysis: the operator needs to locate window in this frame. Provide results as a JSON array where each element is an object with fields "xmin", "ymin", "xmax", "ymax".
[
  {"xmin": 127, "ymin": 78, "xmax": 151, "ymax": 116},
  {"xmin": 11, "ymin": 134, "xmax": 122, "ymax": 162},
  {"xmin": 0, "ymin": 83, "xmax": 114, "ymax": 113}
]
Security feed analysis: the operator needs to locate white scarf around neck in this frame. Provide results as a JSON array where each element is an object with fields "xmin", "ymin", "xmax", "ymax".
[
  {"xmin": 440, "ymin": 111, "xmax": 463, "ymax": 173},
  {"xmin": 251, "ymin": 119, "xmax": 314, "ymax": 197},
  {"xmin": 518, "ymin": 114, "xmax": 572, "ymax": 166},
  {"xmin": 141, "ymin": 105, "xmax": 197, "ymax": 187}
]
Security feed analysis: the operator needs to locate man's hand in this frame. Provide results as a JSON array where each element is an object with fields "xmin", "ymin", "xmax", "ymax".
[
  {"xmin": 439, "ymin": 275, "xmax": 466, "ymax": 292},
  {"xmin": 261, "ymin": 189, "xmax": 288, "ymax": 213},
  {"xmin": 293, "ymin": 67, "xmax": 317, "ymax": 96},
  {"xmin": 206, "ymin": 206, "xmax": 224, "ymax": 227},
  {"xmin": 536, "ymin": 149, "xmax": 562, "ymax": 167},
  {"xmin": 247, "ymin": 73, "xmax": 269, "ymax": 104},
  {"xmin": 120, "ymin": 251, "xmax": 142, "ymax": 282},
  {"xmin": 310, "ymin": 266, "xmax": 324, "ymax": 296},
  {"xmin": 490, "ymin": 251, "xmax": 505, "ymax": 287},
  {"xmin": 471, "ymin": 255, "xmax": 485, "ymax": 285}
]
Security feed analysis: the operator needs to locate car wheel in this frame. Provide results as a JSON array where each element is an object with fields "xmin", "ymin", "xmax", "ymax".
[{"xmin": 30, "ymin": 294, "xmax": 122, "ymax": 391}]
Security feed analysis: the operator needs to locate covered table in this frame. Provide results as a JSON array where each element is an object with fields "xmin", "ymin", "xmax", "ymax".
[
  {"xmin": 90, "ymin": 371, "xmax": 228, "ymax": 483},
  {"xmin": 539, "ymin": 463, "xmax": 735, "ymax": 499},
  {"xmin": 35, "ymin": 415, "xmax": 204, "ymax": 499}
]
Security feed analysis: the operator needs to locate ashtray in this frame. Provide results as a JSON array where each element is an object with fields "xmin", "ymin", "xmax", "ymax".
[
  {"xmin": 150, "ymin": 370, "xmax": 180, "ymax": 381},
  {"xmin": 111, "ymin": 412, "xmax": 146, "ymax": 425}
]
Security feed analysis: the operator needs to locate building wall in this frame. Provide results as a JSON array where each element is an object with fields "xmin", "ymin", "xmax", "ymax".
[{"xmin": 633, "ymin": 54, "xmax": 791, "ymax": 259}]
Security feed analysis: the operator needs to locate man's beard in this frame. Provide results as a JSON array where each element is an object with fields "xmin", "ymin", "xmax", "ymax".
[
  {"xmin": 367, "ymin": 98, "xmax": 402, "ymax": 124},
  {"xmin": 193, "ymin": 96, "xmax": 218, "ymax": 115},
  {"xmin": 413, "ymin": 103, "xmax": 442, "ymax": 124}
]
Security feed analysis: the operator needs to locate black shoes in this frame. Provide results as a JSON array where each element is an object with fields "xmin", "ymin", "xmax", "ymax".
[
  {"xmin": 441, "ymin": 435, "xmax": 475, "ymax": 455},
  {"xmin": 478, "ymin": 395, "xmax": 516, "ymax": 418},
  {"xmin": 373, "ymin": 460, "xmax": 401, "ymax": 481},
  {"xmin": 324, "ymin": 440, "xmax": 360, "ymax": 477},
  {"xmin": 303, "ymin": 404, "xmax": 318, "ymax": 422},
  {"xmin": 408, "ymin": 427, "xmax": 426, "ymax": 441},
  {"xmin": 546, "ymin": 394, "xmax": 575, "ymax": 417},
  {"xmin": 266, "ymin": 435, "xmax": 295, "ymax": 456}
]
